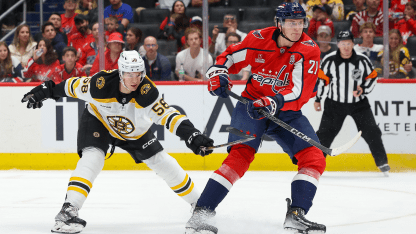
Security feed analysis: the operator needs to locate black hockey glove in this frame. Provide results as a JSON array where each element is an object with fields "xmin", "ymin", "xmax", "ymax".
[
  {"xmin": 185, "ymin": 131, "xmax": 214, "ymax": 156},
  {"xmin": 21, "ymin": 80, "xmax": 57, "ymax": 109}
]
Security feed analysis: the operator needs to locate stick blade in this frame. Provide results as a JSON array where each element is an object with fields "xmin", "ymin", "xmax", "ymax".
[{"xmin": 329, "ymin": 131, "xmax": 362, "ymax": 156}]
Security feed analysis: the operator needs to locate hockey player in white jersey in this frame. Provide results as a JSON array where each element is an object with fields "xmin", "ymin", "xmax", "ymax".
[{"xmin": 21, "ymin": 51, "xmax": 214, "ymax": 233}]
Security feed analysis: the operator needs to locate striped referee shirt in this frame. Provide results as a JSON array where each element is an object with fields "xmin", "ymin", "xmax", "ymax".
[{"xmin": 316, "ymin": 49, "xmax": 378, "ymax": 104}]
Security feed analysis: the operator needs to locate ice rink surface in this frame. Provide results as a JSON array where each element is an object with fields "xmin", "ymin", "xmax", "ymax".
[{"xmin": 1, "ymin": 170, "xmax": 415, "ymax": 234}]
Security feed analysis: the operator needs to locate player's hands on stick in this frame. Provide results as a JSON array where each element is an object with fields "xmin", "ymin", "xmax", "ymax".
[
  {"xmin": 185, "ymin": 132, "xmax": 214, "ymax": 156},
  {"xmin": 247, "ymin": 94, "xmax": 284, "ymax": 119},
  {"xmin": 353, "ymin": 85, "xmax": 363, "ymax": 97},
  {"xmin": 314, "ymin": 102, "xmax": 322, "ymax": 111},
  {"xmin": 21, "ymin": 80, "xmax": 56, "ymax": 109},
  {"xmin": 206, "ymin": 65, "xmax": 233, "ymax": 98}
]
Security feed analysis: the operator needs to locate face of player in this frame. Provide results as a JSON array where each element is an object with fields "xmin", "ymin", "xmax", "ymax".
[
  {"xmin": 92, "ymin": 23, "xmax": 99, "ymax": 39},
  {"xmin": 223, "ymin": 15, "xmax": 237, "ymax": 29},
  {"xmin": 108, "ymin": 42, "xmax": 123, "ymax": 54},
  {"xmin": 0, "ymin": 45, "xmax": 8, "ymax": 61},
  {"xmin": 38, "ymin": 40, "xmax": 47, "ymax": 54},
  {"xmin": 18, "ymin": 26, "xmax": 30, "ymax": 44},
  {"xmin": 317, "ymin": 32, "xmax": 331, "ymax": 44},
  {"xmin": 49, "ymin": 14, "xmax": 61, "ymax": 29},
  {"xmin": 187, "ymin": 32, "xmax": 201, "ymax": 48},
  {"xmin": 43, "ymin": 25, "xmax": 56, "ymax": 40},
  {"xmin": 126, "ymin": 30, "xmax": 139, "ymax": 45},
  {"xmin": 106, "ymin": 20, "xmax": 118, "ymax": 33},
  {"xmin": 64, "ymin": 0, "xmax": 77, "ymax": 11},
  {"xmin": 360, "ymin": 28, "xmax": 375, "ymax": 42},
  {"xmin": 338, "ymin": 40, "xmax": 354, "ymax": 58},
  {"xmin": 353, "ymin": 0, "xmax": 366, "ymax": 8},
  {"xmin": 173, "ymin": 1, "xmax": 185, "ymax": 14},
  {"xmin": 120, "ymin": 72, "xmax": 142, "ymax": 93},
  {"xmin": 366, "ymin": 0, "xmax": 380, "ymax": 10},
  {"xmin": 76, "ymin": 20, "xmax": 89, "ymax": 34},
  {"xmin": 226, "ymin": 35, "xmax": 240, "ymax": 47},
  {"xmin": 63, "ymin": 51, "xmax": 76, "ymax": 69},
  {"xmin": 404, "ymin": 5, "xmax": 415, "ymax": 18},
  {"xmin": 389, "ymin": 32, "xmax": 400, "ymax": 49},
  {"xmin": 281, "ymin": 19, "xmax": 304, "ymax": 42}
]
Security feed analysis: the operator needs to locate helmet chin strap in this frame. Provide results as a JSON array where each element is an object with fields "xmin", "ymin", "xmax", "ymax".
[
  {"xmin": 119, "ymin": 73, "xmax": 131, "ymax": 92},
  {"xmin": 280, "ymin": 30, "xmax": 299, "ymax": 43}
]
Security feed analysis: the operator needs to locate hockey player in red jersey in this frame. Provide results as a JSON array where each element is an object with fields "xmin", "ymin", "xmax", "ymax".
[{"xmin": 185, "ymin": 2, "xmax": 326, "ymax": 234}]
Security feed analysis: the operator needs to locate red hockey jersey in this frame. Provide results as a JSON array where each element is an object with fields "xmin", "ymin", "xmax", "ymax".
[
  {"xmin": 350, "ymin": 10, "xmax": 384, "ymax": 38},
  {"xmin": 51, "ymin": 63, "xmax": 87, "ymax": 83},
  {"xmin": 23, "ymin": 58, "xmax": 61, "ymax": 83},
  {"xmin": 215, "ymin": 27, "xmax": 321, "ymax": 111}
]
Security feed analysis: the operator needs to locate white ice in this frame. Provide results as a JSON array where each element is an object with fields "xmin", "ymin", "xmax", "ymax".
[{"xmin": 1, "ymin": 170, "xmax": 415, "ymax": 234}]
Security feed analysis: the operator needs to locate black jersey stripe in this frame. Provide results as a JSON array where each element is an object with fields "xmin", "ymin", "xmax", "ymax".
[
  {"xmin": 68, "ymin": 181, "xmax": 91, "ymax": 193},
  {"xmin": 166, "ymin": 113, "xmax": 179, "ymax": 130},
  {"xmin": 173, "ymin": 178, "xmax": 192, "ymax": 194}
]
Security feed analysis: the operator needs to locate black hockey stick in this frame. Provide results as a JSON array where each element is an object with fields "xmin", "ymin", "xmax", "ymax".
[
  {"xmin": 226, "ymin": 90, "xmax": 362, "ymax": 156},
  {"xmin": 201, "ymin": 127, "xmax": 256, "ymax": 151}
]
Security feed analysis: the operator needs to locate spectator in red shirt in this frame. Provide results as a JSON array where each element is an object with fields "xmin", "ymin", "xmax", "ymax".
[
  {"xmin": 307, "ymin": 4, "xmax": 335, "ymax": 39},
  {"xmin": 350, "ymin": 0, "xmax": 383, "ymax": 38},
  {"xmin": 105, "ymin": 16, "xmax": 119, "ymax": 42},
  {"xmin": 23, "ymin": 38, "xmax": 60, "ymax": 82},
  {"xmin": 69, "ymin": 14, "xmax": 94, "ymax": 63},
  {"xmin": 394, "ymin": 1, "xmax": 416, "ymax": 45},
  {"xmin": 61, "ymin": 0, "xmax": 79, "ymax": 39},
  {"xmin": 89, "ymin": 32, "xmax": 123, "ymax": 76},
  {"xmin": 80, "ymin": 22, "xmax": 100, "ymax": 74},
  {"xmin": 52, "ymin": 47, "xmax": 87, "ymax": 82}
]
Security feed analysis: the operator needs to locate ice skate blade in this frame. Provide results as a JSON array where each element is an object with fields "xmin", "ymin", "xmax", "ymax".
[
  {"xmin": 51, "ymin": 221, "xmax": 84, "ymax": 233},
  {"xmin": 185, "ymin": 228, "xmax": 216, "ymax": 234},
  {"xmin": 284, "ymin": 227, "xmax": 326, "ymax": 234}
]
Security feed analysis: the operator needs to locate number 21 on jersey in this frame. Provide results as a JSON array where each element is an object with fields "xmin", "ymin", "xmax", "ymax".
[{"xmin": 308, "ymin": 60, "xmax": 319, "ymax": 75}]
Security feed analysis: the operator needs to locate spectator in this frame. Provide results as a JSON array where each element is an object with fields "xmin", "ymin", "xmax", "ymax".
[
  {"xmin": 190, "ymin": 0, "xmax": 221, "ymax": 7},
  {"xmin": 47, "ymin": 13, "xmax": 68, "ymax": 45},
  {"xmin": 79, "ymin": 22, "xmax": 101, "ymax": 74},
  {"xmin": 175, "ymin": 27, "xmax": 213, "ymax": 81},
  {"xmin": 8, "ymin": 24, "xmax": 37, "ymax": 68},
  {"xmin": 224, "ymin": 32, "xmax": 250, "ymax": 81},
  {"xmin": 61, "ymin": 0, "xmax": 79, "ymax": 39},
  {"xmin": 159, "ymin": 1, "xmax": 189, "ymax": 37},
  {"xmin": 181, "ymin": 16, "xmax": 212, "ymax": 50},
  {"xmin": 105, "ymin": 16, "xmax": 119, "ymax": 41},
  {"xmin": 316, "ymin": 25, "xmax": 336, "ymax": 60},
  {"xmin": 104, "ymin": 0, "xmax": 134, "ymax": 29},
  {"xmin": 52, "ymin": 47, "xmax": 87, "ymax": 83},
  {"xmin": 394, "ymin": 1, "xmax": 416, "ymax": 45},
  {"xmin": 354, "ymin": 22, "xmax": 383, "ymax": 63},
  {"xmin": 76, "ymin": 0, "xmax": 97, "ymax": 15},
  {"xmin": 307, "ymin": 4, "xmax": 335, "ymax": 39},
  {"xmin": 376, "ymin": 29, "xmax": 414, "ymax": 79},
  {"xmin": 40, "ymin": 22, "xmax": 67, "ymax": 61},
  {"xmin": 390, "ymin": 0, "xmax": 409, "ymax": 15},
  {"xmin": 142, "ymin": 36, "xmax": 172, "ymax": 81},
  {"xmin": 351, "ymin": 0, "xmax": 383, "ymax": 38},
  {"xmin": 209, "ymin": 13, "xmax": 247, "ymax": 56},
  {"xmin": 345, "ymin": 0, "xmax": 366, "ymax": 22},
  {"xmin": 0, "ymin": 41, "xmax": 25, "ymax": 83},
  {"xmin": 125, "ymin": 27, "xmax": 146, "ymax": 57},
  {"xmin": 69, "ymin": 14, "xmax": 95, "ymax": 63},
  {"xmin": 90, "ymin": 32, "xmax": 124, "ymax": 76},
  {"xmin": 160, "ymin": 0, "xmax": 190, "ymax": 9},
  {"xmin": 305, "ymin": 0, "xmax": 344, "ymax": 21},
  {"xmin": 23, "ymin": 38, "xmax": 60, "ymax": 82}
]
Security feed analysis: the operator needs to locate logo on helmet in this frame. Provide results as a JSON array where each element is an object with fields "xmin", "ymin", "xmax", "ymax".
[{"xmin": 132, "ymin": 58, "xmax": 137, "ymax": 62}]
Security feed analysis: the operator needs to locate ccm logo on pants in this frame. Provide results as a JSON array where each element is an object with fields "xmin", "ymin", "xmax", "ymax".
[{"xmin": 143, "ymin": 137, "xmax": 157, "ymax": 149}]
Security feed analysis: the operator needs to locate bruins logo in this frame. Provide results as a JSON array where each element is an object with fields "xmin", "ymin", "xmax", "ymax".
[
  {"xmin": 107, "ymin": 116, "xmax": 135, "ymax": 134},
  {"xmin": 96, "ymin": 77, "xmax": 105, "ymax": 89},
  {"xmin": 141, "ymin": 84, "xmax": 151, "ymax": 95}
]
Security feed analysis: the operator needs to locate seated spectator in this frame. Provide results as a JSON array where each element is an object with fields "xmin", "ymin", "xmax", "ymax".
[
  {"xmin": 125, "ymin": 27, "xmax": 146, "ymax": 56},
  {"xmin": 69, "ymin": 14, "xmax": 95, "ymax": 62},
  {"xmin": 354, "ymin": 22, "xmax": 383, "ymax": 63},
  {"xmin": 52, "ymin": 47, "xmax": 87, "ymax": 83},
  {"xmin": 190, "ymin": 0, "xmax": 221, "ymax": 7},
  {"xmin": 76, "ymin": 0, "xmax": 97, "ymax": 15},
  {"xmin": 175, "ymin": 27, "xmax": 213, "ymax": 81},
  {"xmin": 0, "ymin": 41, "xmax": 26, "ymax": 83},
  {"xmin": 61, "ymin": 0, "xmax": 79, "ymax": 39},
  {"xmin": 159, "ymin": 0, "xmax": 190, "ymax": 9},
  {"xmin": 316, "ymin": 25, "xmax": 336, "ymax": 60},
  {"xmin": 351, "ymin": 0, "xmax": 383, "ymax": 38},
  {"xmin": 40, "ymin": 22, "xmax": 67, "ymax": 61},
  {"xmin": 104, "ymin": 0, "xmax": 134, "ymax": 29},
  {"xmin": 43, "ymin": 13, "xmax": 68, "ymax": 45},
  {"xmin": 376, "ymin": 29, "xmax": 414, "ymax": 79},
  {"xmin": 224, "ymin": 32, "xmax": 250, "ymax": 80},
  {"xmin": 23, "ymin": 38, "xmax": 60, "ymax": 82},
  {"xmin": 105, "ymin": 16, "xmax": 119, "ymax": 41},
  {"xmin": 308, "ymin": 4, "xmax": 335, "ymax": 39},
  {"xmin": 305, "ymin": 0, "xmax": 344, "ymax": 21},
  {"xmin": 159, "ymin": 1, "xmax": 189, "ymax": 38},
  {"xmin": 8, "ymin": 24, "xmax": 37, "ymax": 68},
  {"xmin": 142, "ymin": 36, "xmax": 172, "ymax": 81},
  {"xmin": 181, "ymin": 16, "xmax": 212, "ymax": 50},
  {"xmin": 345, "ymin": 0, "xmax": 366, "ymax": 22},
  {"xmin": 90, "ymin": 32, "xmax": 123, "ymax": 76},
  {"xmin": 394, "ymin": 1, "xmax": 416, "ymax": 45},
  {"xmin": 209, "ymin": 13, "xmax": 247, "ymax": 56},
  {"xmin": 80, "ymin": 22, "xmax": 101, "ymax": 74}
]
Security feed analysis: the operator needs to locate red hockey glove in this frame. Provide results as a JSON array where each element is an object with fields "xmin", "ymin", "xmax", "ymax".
[
  {"xmin": 206, "ymin": 65, "xmax": 233, "ymax": 98},
  {"xmin": 247, "ymin": 94, "xmax": 284, "ymax": 120}
]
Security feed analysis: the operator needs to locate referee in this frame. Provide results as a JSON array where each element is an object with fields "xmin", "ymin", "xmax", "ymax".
[{"xmin": 314, "ymin": 30, "xmax": 390, "ymax": 175}]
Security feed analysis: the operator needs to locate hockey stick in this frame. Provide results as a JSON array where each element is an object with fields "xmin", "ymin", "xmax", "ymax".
[
  {"xmin": 201, "ymin": 127, "xmax": 256, "ymax": 151},
  {"xmin": 226, "ymin": 90, "xmax": 362, "ymax": 156}
]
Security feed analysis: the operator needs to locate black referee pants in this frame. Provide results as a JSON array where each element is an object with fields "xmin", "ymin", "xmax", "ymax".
[{"xmin": 316, "ymin": 97, "xmax": 388, "ymax": 167}]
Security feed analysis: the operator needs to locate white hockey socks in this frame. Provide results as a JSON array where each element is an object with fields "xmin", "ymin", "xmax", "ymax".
[
  {"xmin": 143, "ymin": 151, "xmax": 200, "ymax": 205},
  {"xmin": 65, "ymin": 147, "xmax": 105, "ymax": 209}
]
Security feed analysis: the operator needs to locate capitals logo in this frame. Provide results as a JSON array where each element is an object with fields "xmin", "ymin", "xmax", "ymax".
[
  {"xmin": 252, "ymin": 30, "xmax": 264, "ymax": 39},
  {"xmin": 252, "ymin": 65, "xmax": 290, "ymax": 94},
  {"xmin": 301, "ymin": 40, "xmax": 316, "ymax": 47}
]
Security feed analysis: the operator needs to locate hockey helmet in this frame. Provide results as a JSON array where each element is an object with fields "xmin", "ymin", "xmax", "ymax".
[
  {"xmin": 118, "ymin": 50, "xmax": 146, "ymax": 80},
  {"xmin": 275, "ymin": 2, "xmax": 308, "ymax": 28}
]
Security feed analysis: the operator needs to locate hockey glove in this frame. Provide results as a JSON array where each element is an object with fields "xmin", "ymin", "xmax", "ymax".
[
  {"xmin": 185, "ymin": 131, "xmax": 214, "ymax": 156},
  {"xmin": 21, "ymin": 80, "xmax": 57, "ymax": 109},
  {"xmin": 247, "ymin": 94, "xmax": 284, "ymax": 120},
  {"xmin": 206, "ymin": 65, "xmax": 233, "ymax": 98}
]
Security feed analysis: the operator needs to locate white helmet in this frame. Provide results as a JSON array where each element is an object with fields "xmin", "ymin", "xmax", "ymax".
[{"xmin": 118, "ymin": 50, "xmax": 146, "ymax": 79}]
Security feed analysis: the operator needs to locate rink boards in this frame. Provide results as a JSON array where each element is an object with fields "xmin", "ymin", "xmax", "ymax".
[{"xmin": 0, "ymin": 81, "xmax": 415, "ymax": 171}]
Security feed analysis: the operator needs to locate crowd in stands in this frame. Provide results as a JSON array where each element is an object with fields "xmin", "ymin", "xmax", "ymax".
[{"xmin": 0, "ymin": 0, "xmax": 415, "ymax": 83}]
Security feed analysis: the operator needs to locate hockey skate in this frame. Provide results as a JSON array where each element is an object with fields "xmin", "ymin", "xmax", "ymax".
[
  {"xmin": 51, "ymin": 202, "xmax": 87, "ymax": 233},
  {"xmin": 185, "ymin": 206, "xmax": 217, "ymax": 234},
  {"xmin": 283, "ymin": 198, "xmax": 326, "ymax": 234},
  {"xmin": 378, "ymin": 164, "xmax": 390, "ymax": 177}
]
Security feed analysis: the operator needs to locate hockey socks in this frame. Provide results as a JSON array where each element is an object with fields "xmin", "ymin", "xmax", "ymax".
[
  {"xmin": 197, "ymin": 178, "xmax": 229, "ymax": 210},
  {"xmin": 290, "ymin": 168, "xmax": 321, "ymax": 214}
]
